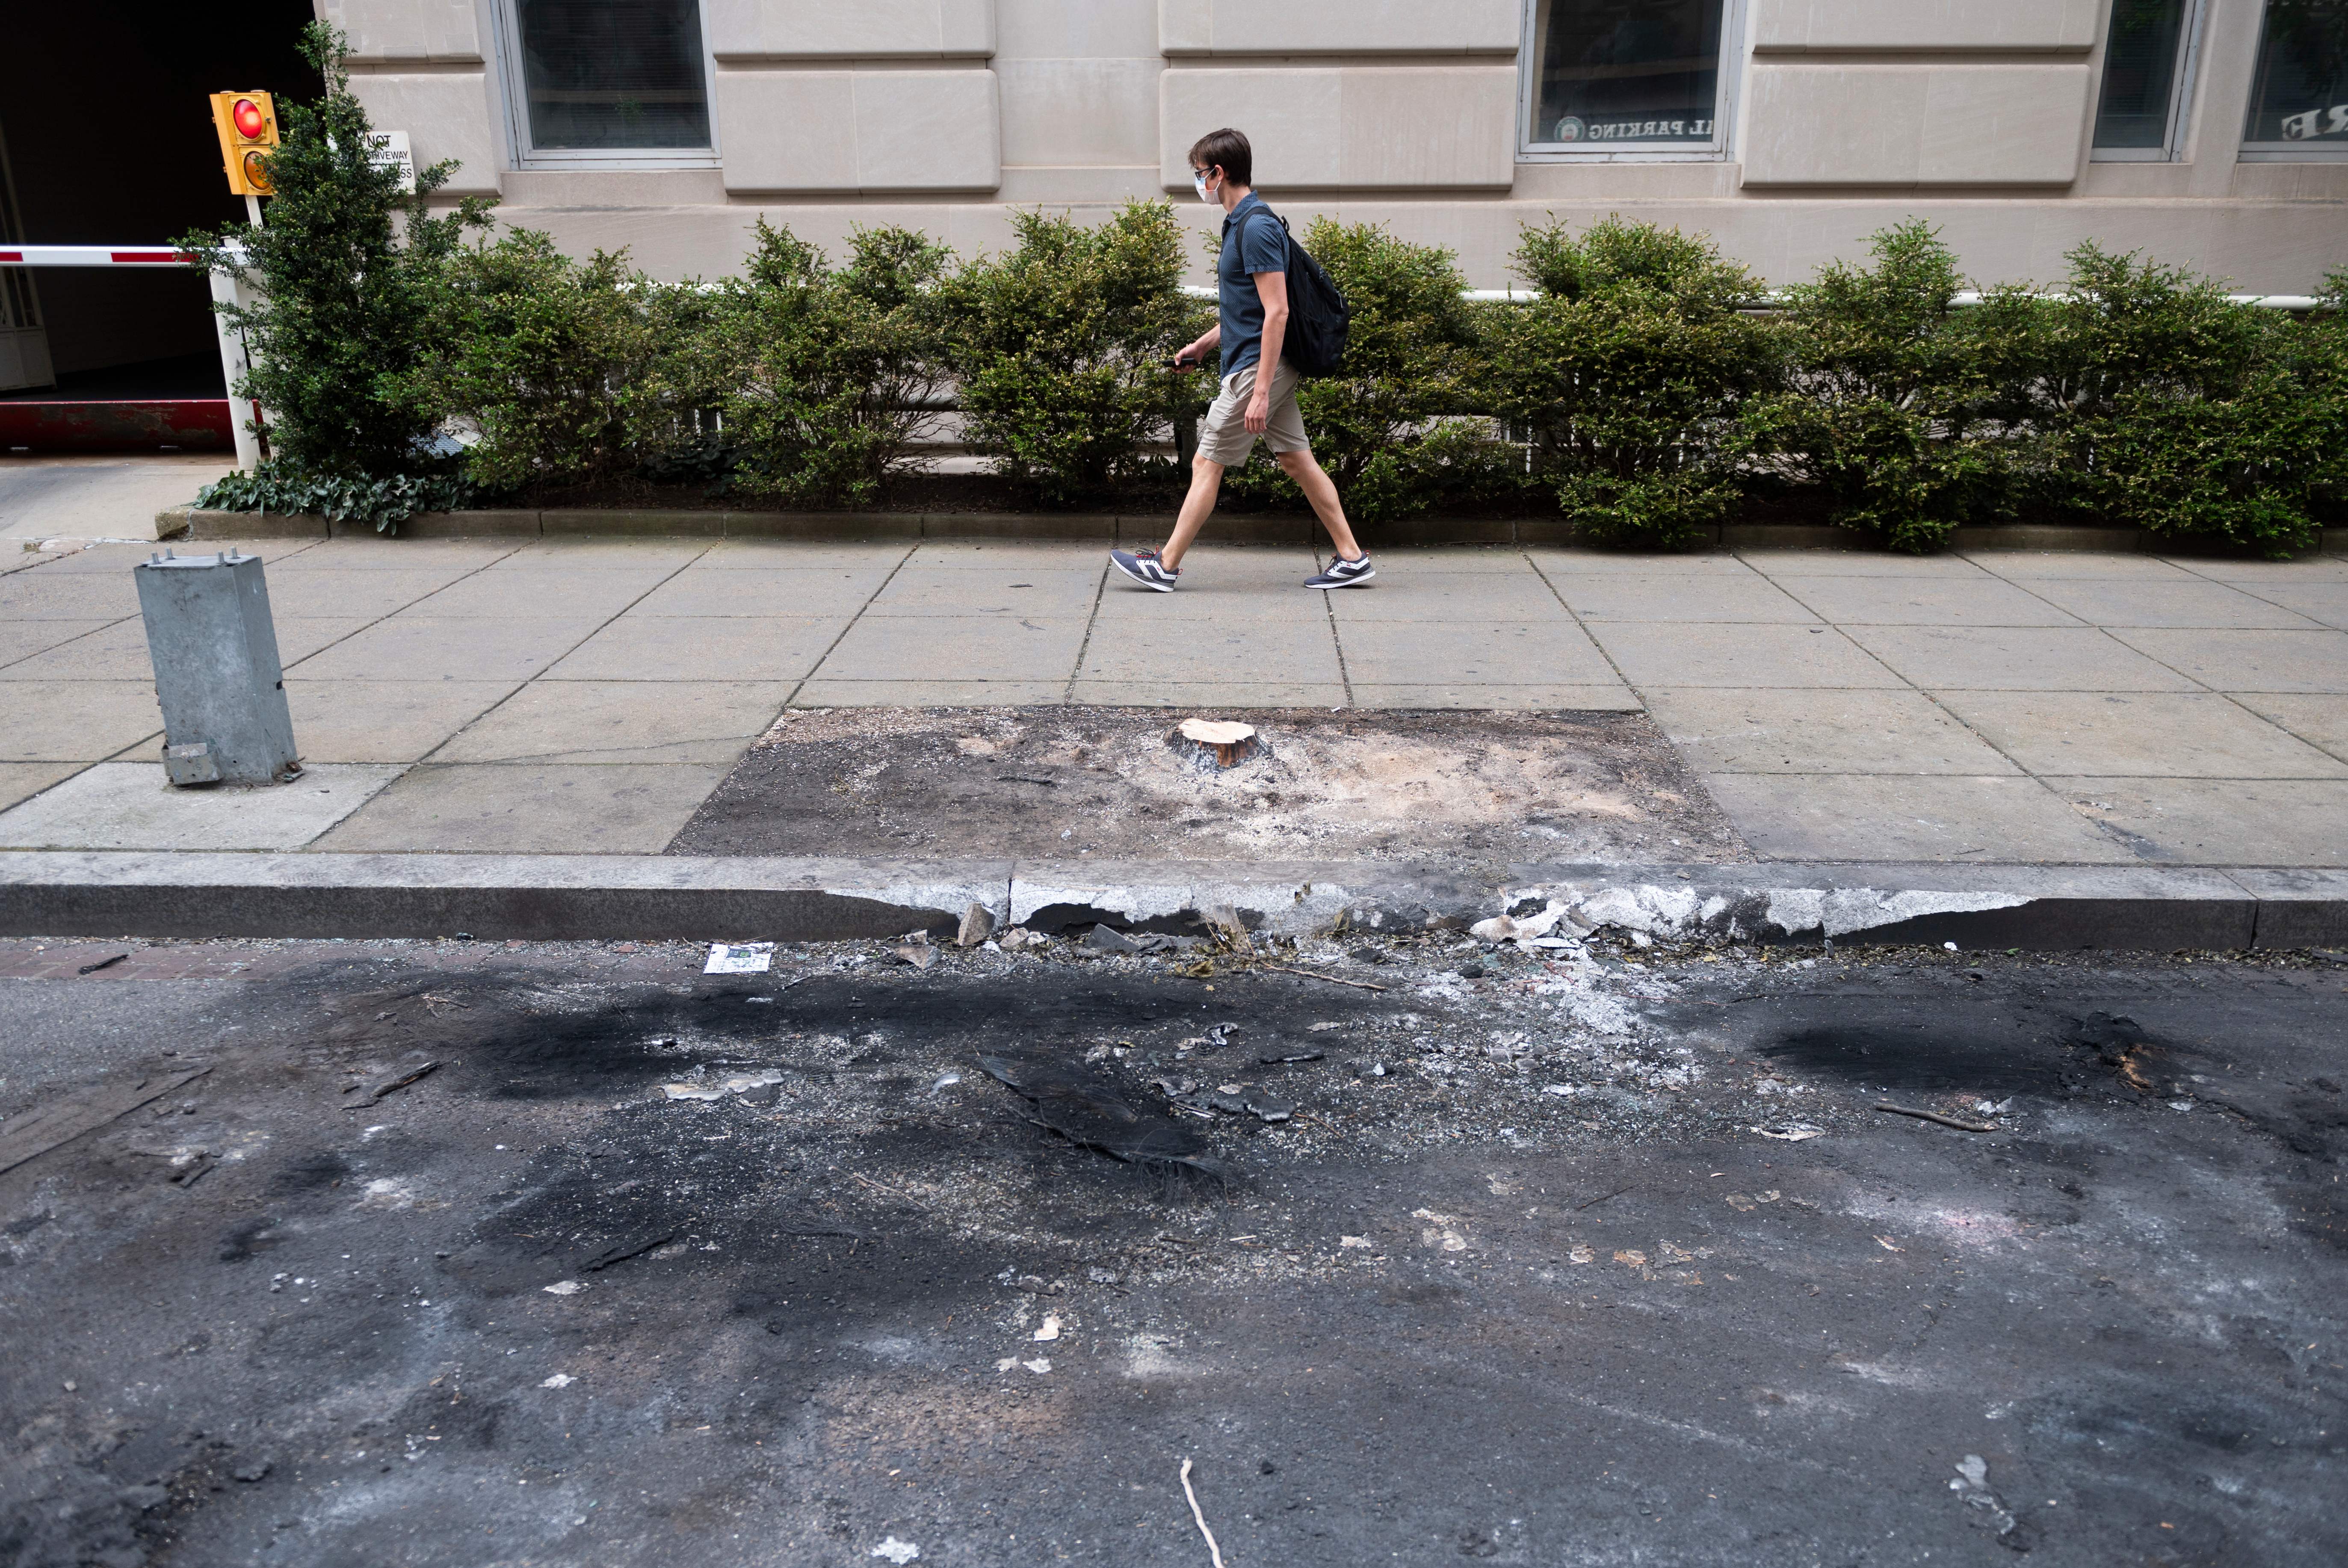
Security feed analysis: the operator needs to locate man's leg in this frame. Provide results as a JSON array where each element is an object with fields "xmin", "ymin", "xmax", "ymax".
[
  {"xmin": 1158, "ymin": 454, "xmax": 1225, "ymax": 571},
  {"xmin": 1277, "ymin": 449, "xmax": 1363, "ymax": 562}
]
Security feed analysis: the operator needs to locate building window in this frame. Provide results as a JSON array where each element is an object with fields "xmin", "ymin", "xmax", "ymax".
[
  {"xmin": 2242, "ymin": 0, "xmax": 2348, "ymax": 157},
  {"xmin": 498, "ymin": 0, "xmax": 714, "ymax": 164},
  {"xmin": 2092, "ymin": 0, "xmax": 2204, "ymax": 160},
  {"xmin": 1521, "ymin": 0, "xmax": 1737, "ymax": 159}
]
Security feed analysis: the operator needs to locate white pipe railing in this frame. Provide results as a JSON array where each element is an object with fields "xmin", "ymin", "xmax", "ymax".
[{"xmin": 1181, "ymin": 283, "xmax": 2324, "ymax": 308}]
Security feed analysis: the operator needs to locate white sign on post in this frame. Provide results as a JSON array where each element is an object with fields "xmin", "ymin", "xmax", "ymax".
[{"xmin": 365, "ymin": 131, "xmax": 416, "ymax": 194}]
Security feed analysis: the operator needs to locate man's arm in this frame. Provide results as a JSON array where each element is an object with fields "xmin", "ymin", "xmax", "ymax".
[
  {"xmin": 1174, "ymin": 322, "xmax": 1222, "ymax": 368},
  {"xmin": 1246, "ymin": 269, "xmax": 1290, "ymax": 434}
]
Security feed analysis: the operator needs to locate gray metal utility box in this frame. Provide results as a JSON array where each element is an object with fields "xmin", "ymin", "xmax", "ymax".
[{"xmin": 133, "ymin": 547, "xmax": 301, "ymax": 786}]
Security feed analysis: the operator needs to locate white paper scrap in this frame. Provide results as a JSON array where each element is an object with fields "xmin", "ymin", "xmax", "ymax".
[{"xmin": 704, "ymin": 942, "xmax": 775, "ymax": 975}]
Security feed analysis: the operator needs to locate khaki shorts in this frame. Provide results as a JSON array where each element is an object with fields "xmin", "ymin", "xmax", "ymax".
[{"xmin": 1195, "ymin": 361, "xmax": 1309, "ymax": 466}]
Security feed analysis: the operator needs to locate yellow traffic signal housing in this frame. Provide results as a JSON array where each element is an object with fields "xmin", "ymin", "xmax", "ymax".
[{"xmin": 209, "ymin": 92, "xmax": 280, "ymax": 196}]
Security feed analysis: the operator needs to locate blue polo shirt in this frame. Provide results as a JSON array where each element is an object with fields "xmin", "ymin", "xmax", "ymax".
[{"xmin": 1217, "ymin": 192, "xmax": 1290, "ymax": 378}]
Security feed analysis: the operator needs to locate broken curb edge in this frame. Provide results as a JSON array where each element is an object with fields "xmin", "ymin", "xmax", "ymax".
[{"xmin": 0, "ymin": 852, "xmax": 2341, "ymax": 950}]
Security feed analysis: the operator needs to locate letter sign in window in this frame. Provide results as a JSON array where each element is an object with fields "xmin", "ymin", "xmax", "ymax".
[
  {"xmin": 1527, "ymin": 0, "xmax": 1728, "ymax": 149},
  {"xmin": 2243, "ymin": 0, "xmax": 2348, "ymax": 148}
]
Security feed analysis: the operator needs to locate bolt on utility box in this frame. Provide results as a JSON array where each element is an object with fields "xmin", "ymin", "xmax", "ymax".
[{"xmin": 133, "ymin": 547, "xmax": 300, "ymax": 786}]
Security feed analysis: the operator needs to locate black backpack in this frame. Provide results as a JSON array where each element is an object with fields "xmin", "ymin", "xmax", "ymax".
[{"xmin": 1245, "ymin": 207, "xmax": 1351, "ymax": 378}]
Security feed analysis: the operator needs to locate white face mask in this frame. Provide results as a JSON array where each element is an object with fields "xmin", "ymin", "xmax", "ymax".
[{"xmin": 1192, "ymin": 169, "xmax": 1217, "ymax": 204}]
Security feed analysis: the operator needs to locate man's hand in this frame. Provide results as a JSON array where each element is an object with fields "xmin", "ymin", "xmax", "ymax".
[{"xmin": 1244, "ymin": 388, "xmax": 1271, "ymax": 434}]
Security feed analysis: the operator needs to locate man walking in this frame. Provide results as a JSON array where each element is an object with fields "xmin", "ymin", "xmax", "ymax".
[{"xmin": 1109, "ymin": 127, "xmax": 1373, "ymax": 593}]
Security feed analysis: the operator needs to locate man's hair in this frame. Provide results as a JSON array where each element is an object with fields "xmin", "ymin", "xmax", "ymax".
[{"xmin": 1187, "ymin": 127, "xmax": 1252, "ymax": 187}]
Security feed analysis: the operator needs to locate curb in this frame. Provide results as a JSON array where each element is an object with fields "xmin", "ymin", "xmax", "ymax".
[
  {"xmin": 153, "ymin": 508, "xmax": 2348, "ymax": 556},
  {"xmin": 0, "ymin": 853, "xmax": 2339, "ymax": 951}
]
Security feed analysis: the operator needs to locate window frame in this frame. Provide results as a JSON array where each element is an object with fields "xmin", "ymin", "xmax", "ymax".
[
  {"xmin": 490, "ymin": 0, "xmax": 723, "ymax": 171},
  {"xmin": 1515, "ymin": 0, "xmax": 1748, "ymax": 163},
  {"xmin": 2239, "ymin": 0, "xmax": 2348, "ymax": 161},
  {"xmin": 2089, "ymin": 0, "xmax": 2209, "ymax": 163}
]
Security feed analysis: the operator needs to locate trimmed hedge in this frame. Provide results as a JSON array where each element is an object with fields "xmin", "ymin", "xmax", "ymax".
[{"xmin": 191, "ymin": 59, "xmax": 2345, "ymax": 555}]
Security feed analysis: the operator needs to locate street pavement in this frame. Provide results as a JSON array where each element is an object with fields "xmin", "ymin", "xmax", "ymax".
[
  {"xmin": 0, "ymin": 932, "xmax": 2341, "ymax": 1566},
  {"xmin": 0, "ymin": 456, "xmax": 227, "ymax": 545},
  {"xmin": 2, "ymin": 534, "xmax": 2344, "ymax": 868}
]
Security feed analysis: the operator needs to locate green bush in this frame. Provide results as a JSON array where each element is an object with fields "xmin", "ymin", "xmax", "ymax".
[
  {"xmin": 178, "ymin": 22, "xmax": 492, "ymax": 494},
  {"xmin": 1739, "ymin": 222, "xmax": 2021, "ymax": 552},
  {"xmin": 1221, "ymin": 218, "xmax": 1509, "ymax": 524},
  {"xmin": 707, "ymin": 221, "xmax": 954, "ymax": 508},
  {"xmin": 406, "ymin": 232, "xmax": 663, "ymax": 492},
  {"xmin": 1490, "ymin": 216, "xmax": 1780, "ymax": 547},
  {"xmin": 941, "ymin": 201, "xmax": 1201, "ymax": 505},
  {"xmin": 2032, "ymin": 243, "xmax": 2340, "ymax": 556}
]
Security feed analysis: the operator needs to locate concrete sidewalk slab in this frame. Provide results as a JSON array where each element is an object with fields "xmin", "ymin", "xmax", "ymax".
[
  {"xmin": 1702, "ymin": 773, "xmax": 2138, "ymax": 863},
  {"xmin": 818, "ymin": 613, "xmax": 1088, "ymax": 682},
  {"xmin": 1591, "ymin": 622, "xmax": 1902, "ymax": 687},
  {"xmin": 1644, "ymin": 688, "xmax": 2020, "ymax": 775},
  {"xmin": 0, "ymin": 763, "xmax": 85, "ymax": 813},
  {"xmin": 0, "ymin": 763, "xmax": 402, "ymax": 849},
  {"xmin": 310, "ymin": 762, "xmax": 734, "ymax": 854},
  {"xmin": 0, "ymin": 618, "xmax": 124, "ymax": 670},
  {"xmin": 1967, "ymin": 551, "xmax": 2200, "ymax": 580},
  {"xmin": 404, "ymin": 567, "xmax": 670, "ymax": 619},
  {"xmin": 1346, "ymin": 683, "xmax": 1641, "ymax": 710},
  {"xmin": 2232, "ymin": 693, "xmax": 2348, "ymax": 760},
  {"xmin": 0, "ymin": 681, "xmax": 162, "ymax": 761},
  {"xmin": 864, "ymin": 567, "xmax": 1100, "ymax": 615},
  {"xmin": 1324, "ymin": 572, "xmax": 1576, "ymax": 621},
  {"xmin": 1767, "ymin": 575, "xmax": 2085, "ymax": 627},
  {"xmin": 1845, "ymin": 625, "xmax": 2202, "ymax": 690},
  {"xmin": 2236, "ymin": 583, "xmax": 2348, "ymax": 629},
  {"xmin": 1079, "ymin": 618, "xmax": 1343, "ymax": 683},
  {"xmin": 2054, "ymin": 779, "xmax": 2348, "ymax": 866},
  {"xmin": 2108, "ymin": 627, "xmax": 2348, "ymax": 692},
  {"xmin": 1066, "ymin": 679, "xmax": 1349, "ymax": 707},
  {"xmin": 296, "ymin": 616, "xmax": 610, "ymax": 681},
  {"xmin": 2013, "ymin": 578, "xmax": 2326, "ymax": 630},
  {"xmin": 261, "ymin": 568, "xmax": 502, "ymax": 619},
  {"xmin": 798, "ymin": 679, "xmax": 1074, "ymax": 707},
  {"xmin": 1936, "ymin": 691, "xmax": 2348, "ymax": 778},
  {"xmin": 1334, "ymin": 621, "xmax": 1617, "ymax": 687},
  {"xmin": 428, "ymin": 680, "xmax": 791, "ymax": 765},
  {"xmin": 0, "ymin": 571, "xmax": 140, "ymax": 618},
  {"xmin": 1555, "ymin": 574, "xmax": 1823, "ymax": 623},
  {"xmin": 544, "ymin": 615, "xmax": 849, "ymax": 682},
  {"xmin": 632, "ymin": 565, "xmax": 897, "ymax": 616}
]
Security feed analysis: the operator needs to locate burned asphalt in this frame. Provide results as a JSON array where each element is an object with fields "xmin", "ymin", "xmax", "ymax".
[{"xmin": 1, "ymin": 931, "xmax": 2343, "ymax": 1567}]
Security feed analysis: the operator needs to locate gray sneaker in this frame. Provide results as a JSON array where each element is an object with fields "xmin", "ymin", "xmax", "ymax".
[
  {"xmin": 1304, "ymin": 554, "xmax": 1375, "ymax": 589},
  {"xmin": 1109, "ymin": 547, "xmax": 1180, "ymax": 592}
]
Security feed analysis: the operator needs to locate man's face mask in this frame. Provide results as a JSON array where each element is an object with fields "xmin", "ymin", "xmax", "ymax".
[{"xmin": 1192, "ymin": 167, "xmax": 1218, "ymax": 204}]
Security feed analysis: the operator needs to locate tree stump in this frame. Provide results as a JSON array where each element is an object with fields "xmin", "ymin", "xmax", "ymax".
[{"xmin": 1169, "ymin": 718, "xmax": 1260, "ymax": 770}]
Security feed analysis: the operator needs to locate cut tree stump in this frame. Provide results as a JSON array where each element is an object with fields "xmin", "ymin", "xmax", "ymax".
[{"xmin": 1171, "ymin": 718, "xmax": 1260, "ymax": 769}]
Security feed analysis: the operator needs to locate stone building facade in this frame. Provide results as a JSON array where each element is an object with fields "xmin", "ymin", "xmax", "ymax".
[{"xmin": 327, "ymin": 0, "xmax": 2348, "ymax": 290}]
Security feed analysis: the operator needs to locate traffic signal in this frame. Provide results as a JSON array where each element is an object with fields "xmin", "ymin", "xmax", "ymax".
[{"xmin": 208, "ymin": 92, "xmax": 280, "ymax": 197}]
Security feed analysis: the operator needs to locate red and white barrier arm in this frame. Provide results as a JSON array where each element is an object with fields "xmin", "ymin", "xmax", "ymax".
[
  {"xmin": 0, "ymin": 246, "xmax": 200, "ymax": 267},
  {"xmin": 0, "ymin": 243, "xmax": 264, "ymax": 471}
]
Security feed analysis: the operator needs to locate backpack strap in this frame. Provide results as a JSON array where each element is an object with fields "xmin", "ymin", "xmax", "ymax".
[{"xmin": 1238, "ymin": 204, "xmax": 1291, "ymax": 269}]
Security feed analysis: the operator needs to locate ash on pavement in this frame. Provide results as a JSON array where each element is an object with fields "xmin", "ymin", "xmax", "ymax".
[
  {"xmin": 1, "ymin": 933, "xmax": 2343, "ymax": 1567},
  {"xmin": 669, "ymin": 706, "xmax": 1748, "ymax": 863}
]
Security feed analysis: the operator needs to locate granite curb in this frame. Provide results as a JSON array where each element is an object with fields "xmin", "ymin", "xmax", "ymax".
[{"xmin": 1, "ymin": 852, "xmax": 2338, "ymax": 950}]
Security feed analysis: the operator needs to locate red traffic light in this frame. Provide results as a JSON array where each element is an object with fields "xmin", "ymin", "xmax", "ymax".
[{"xmin": 232, "ymin": 97, "xmax": 266, "ymax": 140}]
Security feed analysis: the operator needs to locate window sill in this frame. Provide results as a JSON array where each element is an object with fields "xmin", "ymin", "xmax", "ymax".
[
  {"xmin": 2237, "ymin": 146, "xmax": 2348, "ymax": 163},
  {"xmin": 1517, "ymin": 149, "xmax": 1730, "ymax": 164}
]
